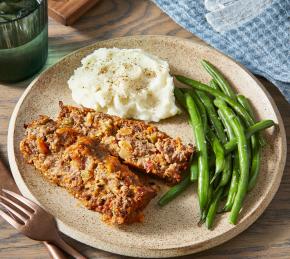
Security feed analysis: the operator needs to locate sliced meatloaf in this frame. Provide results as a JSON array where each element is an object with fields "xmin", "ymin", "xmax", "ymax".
[
  {"xmin": 20, "ymin": 116, "xmax": 157, "ymax": 224},
  {"xmin": 57, "ymin": 103, "xmax": 194, "ymax": 183}
]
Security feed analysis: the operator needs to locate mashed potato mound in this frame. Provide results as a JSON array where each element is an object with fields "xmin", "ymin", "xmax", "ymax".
[{"xmin": 68, "ymin": 48, "xmax": 180, "ymax": 122}]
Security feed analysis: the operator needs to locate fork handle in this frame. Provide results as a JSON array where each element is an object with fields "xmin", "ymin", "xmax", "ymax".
[
  {"xmin": 44, "ymin": 242, "xmax": 68, "ymax": 259},
  {"xmin": 0, "ymin": 160, "xmax": 69, "ymax": 259},
  {"xmin": 53, "ymin": 234, "xmax": 87, "ymax": 259}
]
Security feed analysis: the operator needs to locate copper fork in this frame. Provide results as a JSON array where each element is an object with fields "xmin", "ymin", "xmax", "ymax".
[{"xmin": 0, "ymin": 189, "xmax": 86, "ymax": 259}]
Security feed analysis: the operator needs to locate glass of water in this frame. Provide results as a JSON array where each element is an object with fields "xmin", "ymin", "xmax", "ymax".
[{"xmin": 0, "ymin": 0, "xmax": 48, "ymax": 83}]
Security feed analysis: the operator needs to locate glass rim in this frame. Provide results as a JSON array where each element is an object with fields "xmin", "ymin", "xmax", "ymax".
[{"xmin": 0, "ymin": 0, "xmax": 44, "ymax": 25}]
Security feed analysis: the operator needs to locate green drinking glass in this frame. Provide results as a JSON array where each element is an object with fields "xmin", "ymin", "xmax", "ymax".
[{"xmin": 0, "ymin": 0, "xmax": 48, "ymax": 83}]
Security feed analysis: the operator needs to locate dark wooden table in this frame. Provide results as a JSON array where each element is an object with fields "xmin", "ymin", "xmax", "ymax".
[{"xmin": 0, "ymin": 1, "xmax": 289, "ymax": 258}]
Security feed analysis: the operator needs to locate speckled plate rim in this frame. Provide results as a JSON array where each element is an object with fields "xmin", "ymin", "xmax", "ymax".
[{"xmin": 7, "ymin": 35, "xmax": 287, "ymax": 258}]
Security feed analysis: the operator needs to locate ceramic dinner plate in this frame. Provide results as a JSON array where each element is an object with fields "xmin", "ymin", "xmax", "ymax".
[{"xmin": 7, "ymin": 36, "xmax": 287, "ymax": 258}]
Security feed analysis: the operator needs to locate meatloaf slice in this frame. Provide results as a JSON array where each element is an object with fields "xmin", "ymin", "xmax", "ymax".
[
  {"xmin": 20, "ymin": 116, "xmax": 157, "ymax": 224},
  {"xmin": 57, "ymin": 103, "xmax": 194, "ymax": 183}
]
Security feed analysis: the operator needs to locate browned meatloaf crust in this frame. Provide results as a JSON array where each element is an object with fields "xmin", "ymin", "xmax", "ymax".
[
  {"xmin": 20, "ymin": 116, "xmax": 157, "ymax": 224},
  {"xmin": 57, "ymin": 103, "xmax": 194, "ymax": 183}
]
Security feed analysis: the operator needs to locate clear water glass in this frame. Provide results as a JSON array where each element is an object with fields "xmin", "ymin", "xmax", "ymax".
[{"xmin": 0, "ymin": 0, "xmax": 48, "ymax": 83}]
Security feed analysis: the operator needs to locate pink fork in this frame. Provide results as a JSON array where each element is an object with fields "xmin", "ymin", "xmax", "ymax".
[{"xmin": 0, "ymin": 189, "xmax": 86, "ymax": 259}]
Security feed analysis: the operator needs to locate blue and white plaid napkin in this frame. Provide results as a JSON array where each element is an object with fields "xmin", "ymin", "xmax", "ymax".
[{"xmin": 154, "ymin": 0, "xmax": 290, "ymax": 102}]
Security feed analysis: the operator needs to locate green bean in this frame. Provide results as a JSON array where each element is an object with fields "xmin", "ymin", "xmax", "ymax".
[
  {"xmin": 235, "ymin": 112, "xmax": 252, "ymax": 168},
  {"xmin": 223, "ymin": 120, "xmax": 274, "ymax": 154},
  {"xmin": 196, "ymin": 90, "xmax": 227, "ymax": 144},
  {"xmin": 216, "ymin": 154, "xmax": 232, "ymax": 189},
  {"xmin": 174, "ymin": 88, "xmax": 205, "ymax": 183},
  {"xmin": 216, "ymin": 108, "xmax": 234, "ymax": 189},
  {"xmin": 175, "ymin": 75, "xmax": 254, "ymax": 127},
  {"xmin": 174, "ymin": 88, "xmax": 199, "ymax": 182},
  {"xmin": 186, "ymin": 91, "xmax": 219, "ymax": 182},
  {"xmin": 213, "ymin": 169, "xmax": 222, "ymax": 189},
  {"xmin": 199, "ymin": 210, "xmax": 207, "ymax": 225},
  {"xmin": 218, "ymin": 106, "xmax": 236, "ymax": 199},
  {"xmin": 248, "ymin": 145, "xmax": 261, "ymax": 191},
  {"xmin": 201, "ymin": 60, "xmax": 236, "ymax": 100},
  {"xmin": 184, "ymin": 89, "xmax": 208, "ymax": 133},
  {"xmin": 158, "ymin": 174, "xmax": 191, "ymax": 206},
  {"xmin": 237, "ymin": 95, "xmax": 265, "ymax": 146},
  {"xmin": 175, "ymin": 88, "xmax": 208, "ymax": 132},
  {"xmin": 176, "ymin": 87, "xmax": 210, "ymax": 134},
  {"xmin": 207, "ymin": 128, "xmax": 225, "ymax": 182},
  {"xmin": 210, "ymin": 79, "xmax": 220, "ymax": 90},
  {"xmin": 174, "ymin": 87, "xmax": 186, "ymax": 107},
  {"xmin": 190, "ymin": 156, "xmax": 198, "ymax": 181},
  {"xmin": 174, "ymin": 87, "xmax": 200, "ymax": 182},
  {"xmin": 214, "ymin": 99, "xmax": 249, "ymax": 224},
  {"xmin": 185, "ymin": 93, "xmax": 209, "ymax": 210},
  {"xmin": 237, "ymin": 95, "xmax": 259, "ymax": 147},
  {"xmin": 206, "ymin": 188, "xmax": 223, "ymax": 229},
  {"xmin": 236, "ymin": 95, "xmax": 255, "ymax": 118},
  {"xmin": 200, "ymin": 176, "xmax": 214, "ymax": 224},
  {"xmin": 237, "ymin": 95, "xmax": 264, "ymax": 191},
  {"xmin": 246, "ymin": 120, "xmax": 274, "ymax": 138},
  {"xmin": 218, "ymin": 109, "xmax": 235, "ymax": 140},
  {"xmin": 246, "ymin": 138, "xmax": 252, "ymax": 175},
  {"xmin": 224, "ymin": 153, "xmax": 239, "ymax": 211},
  {"xmin": 199, "ymin": 185, "xmax": 213, "ymax": 224}
]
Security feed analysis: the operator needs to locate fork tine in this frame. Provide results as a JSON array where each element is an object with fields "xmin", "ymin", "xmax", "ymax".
[
  {"xmin": 2, "ymin": 189, "xmax": 36, "ymax": 210},
  {"xmin": 0, "ymin": 201, "xmax": 27, "ymax": 223},
  {"xmin": 0, "ymin": 195, "xmax": 33, "ymax": 216},
  {"xmin": 0, "ymin": 209, "xmax": 23, "ymax": 229}
]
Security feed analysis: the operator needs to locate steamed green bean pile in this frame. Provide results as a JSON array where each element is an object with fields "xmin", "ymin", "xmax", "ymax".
[{"xmin": 158, "ymin": 60, "xmax": 275, "ymax": 229}]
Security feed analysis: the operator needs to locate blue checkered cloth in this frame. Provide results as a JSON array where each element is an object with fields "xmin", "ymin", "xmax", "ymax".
[{"xmin": 154, "ymin": 0, "xmax": 290, "ymax": 102}]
